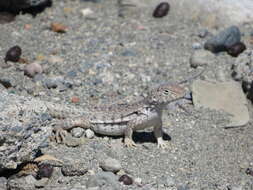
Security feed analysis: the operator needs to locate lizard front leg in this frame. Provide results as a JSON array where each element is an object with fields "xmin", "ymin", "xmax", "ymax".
[
  {"xmin": 124, "ymin": 122, "xmax": 137, "ymax": 147},
  {"xmin": 154, "ymin": 119, "xmax": 167, "ymax": 149},
  {"xmin": 52, "ymin": 117, "xmax": 91, "ymax": 144}
]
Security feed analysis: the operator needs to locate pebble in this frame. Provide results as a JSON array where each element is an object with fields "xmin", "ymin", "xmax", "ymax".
[
  {"xmin": 197, "ymin": 29, "xmax": 208, "ymax": 38},
  {"xmin": 86, "ymin": 171, "xmax": 120, "ymax": 190},
  {"xmin": 5, "ymin": 45, "xmax": 22, "ymax": 63},
  {"xmin": 0, "ymin": 177, "xmax": 7, "ymax": 190},
  {"xmin": 71, "ymin": 96, "xmax": 80, "ymax": 103},
  {"xmin": 192, "ymin": 42, "xmax": 202, "ymax": 50},
  {"xmin": 85, "ymin": 129, "xmax": 95, "ymax": 139},
  {"xmin": 71, "ymin": 127, "xmax": 85, "ymax": 138},
  {"xmin": 61, "ymin": 164, "xmax": 88, "ymax": 176},
  {"xmin": 24, "ymin": 62, "xmax": 43, "ymax": 78},
  {"xmin": 204, "ymin": 26, "xmax": 241, "ymax": 53},
  {"xmin": 153, "ymin": 2, "xmax": 170, "ymax": 18},
  {"xmin": 119, "ymin": 174, "xmax": 133, "ymax": 185},
  {"xmin": 99, "ymin": 157, "xmax": 122, "ymax": 173},
  {"xmin": 81, "ymin": 8, "xmax": 94, "ymax": 17},
  {"xmin": 190, "ymin": 49, "xmax": 216, "ymax": 68},
  {"xmin": 227, "ymin": 42, "xmax": 246, "ymax": 57},
  {"xmin": 0, "ymin": 78, "xmax": 12, "ymax": 88},
  {"xmin": 37, "ymin": 164, "xmax": 54, "ymax": 179}
]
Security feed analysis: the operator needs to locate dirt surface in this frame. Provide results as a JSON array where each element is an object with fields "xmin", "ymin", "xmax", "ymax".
[{"xmin": 0, "ymin": 0, "xmax": 253, "ymax": 189}]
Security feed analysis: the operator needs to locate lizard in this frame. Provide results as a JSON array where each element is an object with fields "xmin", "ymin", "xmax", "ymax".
[{"xmin": 49, "ymin": 83, "xmax": 186, "ymax": 148}]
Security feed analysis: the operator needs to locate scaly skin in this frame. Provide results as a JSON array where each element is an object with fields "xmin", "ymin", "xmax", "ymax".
[{"xmin": 51, "ymin": 83, "xmax": 186, "ymax": 148}]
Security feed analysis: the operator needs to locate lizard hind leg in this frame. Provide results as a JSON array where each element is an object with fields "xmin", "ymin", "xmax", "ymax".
[{"xmin": 52, "ymin": 117, "xmax": 91, "ymax": 144}]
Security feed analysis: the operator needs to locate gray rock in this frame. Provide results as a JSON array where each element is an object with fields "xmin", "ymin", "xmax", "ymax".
[
  {"xmin": 71, "ymin": 127, "xmax": 85, "ymax": 138},
  {"xmin": 86, "ymin": 171, "xmax": 120, "ymax": 190},
  {"xmin": 190, "ymin": 49, "xmax": 216, "ymax": 68},
  {"xmin": 192, "ymin": 80, "xmax": 249, "ymax": 127},
  {"xmin": 7, "ymin": 175, "xmax": 37, "ymax": 190},
  {"xmin": 0, "ymin": 92, "xmax": 52, "ymax": 172},
  {"xmin": 0, "ymin": 177, "xmax": 7, "ymax": 190},
  {"xmin": 61, "ymin": 164, "xmax": 88, "ymax": 176},
  {"xmin": 204, "ymin": 26, "xmax": 241, "ymax": 53},
  {"xmin": 99, "ymin": 157, "xmax": 122, "ymax": 173},
  {"xmin": 157, "ymin": 175, "xmax": 175, "ymax": 187}
]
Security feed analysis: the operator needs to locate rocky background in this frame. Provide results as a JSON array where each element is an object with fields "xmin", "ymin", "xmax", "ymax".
[{"xmin": 0, "ymin": 0, "xmax": 253, "ymax": 189}]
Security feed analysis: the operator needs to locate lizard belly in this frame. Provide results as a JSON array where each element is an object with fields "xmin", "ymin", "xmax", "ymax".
[{"xmin": 91, "ymin": 123, "xmax": 128, "ymax": 136}]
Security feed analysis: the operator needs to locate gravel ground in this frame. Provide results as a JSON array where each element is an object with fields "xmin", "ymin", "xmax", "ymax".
[{"xmin": 0, "ymin": 0, "xmax": 253, "ymax": 189}]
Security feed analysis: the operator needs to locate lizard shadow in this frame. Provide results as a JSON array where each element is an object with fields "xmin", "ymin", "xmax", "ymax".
[
  {"xmin": 132, "ymin": 132, "xmax": 171, "ymax": 144},
  {"xmin": 96, "ymin": 132, "xmax": 171, "ymax": 144}
]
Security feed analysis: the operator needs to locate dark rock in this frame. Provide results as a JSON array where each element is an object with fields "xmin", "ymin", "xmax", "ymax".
[
  {"xmin": 227, "ymin": 42, "xmax": 246, "ymax": 57},
  {"xmin": 119, "ymin": 174, "xmax": 133, "ymax": 185},
  {"xmin": 37, "ymin": 164, "xmax": 54, "ymax": 179},
  {"xmin": 0, "ymin": 78, "xmax": 12, "ymax": 88},
  {"xmin": 4, "ymin": 46, "xmax": 22, "ymax": 63},
  {"xmin": 204, "ymin": 26, "xmax": 241, "ymax": 53},
  {"xmin": 153, "ymin": 2, "xmax": 170, "ymax": 18},
  {"xmin": 245, "ymin": 168, "xmax": 253, "ymax": 176},
  {"xmin": 61, "ymin": 164, "xmax": 87, "ymax": 176}
]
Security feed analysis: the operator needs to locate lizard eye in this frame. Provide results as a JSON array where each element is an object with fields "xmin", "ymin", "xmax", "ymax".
[{"xmin": 164, "ymin": 90, "xmax": 169, "ymax": 94}]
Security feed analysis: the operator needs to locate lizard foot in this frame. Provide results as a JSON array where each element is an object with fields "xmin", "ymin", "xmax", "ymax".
[
  {"xmin": 157, "ymin": 137, "xmax": 167, "ymax": 149},
  {"xmin": 52, "ymin": 127, "xmax": 68, "ymax": 144},
  {"xmin": 124, "ymin": 138, "xmax": 137, "ymax": 147}
]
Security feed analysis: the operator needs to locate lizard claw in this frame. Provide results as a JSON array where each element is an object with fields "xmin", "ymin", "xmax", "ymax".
[
  {"xmin": 124, "ymin": 138, "xmax": 137, "ymax": 147},
  {"xmin": 52, "ymin": 126, "xmax": 68, "ymax": 144},
  {"xmin": 157, "ymin": 138, "xmax": 167, "ymax": 149}
]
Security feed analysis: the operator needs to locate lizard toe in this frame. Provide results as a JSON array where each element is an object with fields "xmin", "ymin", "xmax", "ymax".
[{"xmin": 124, "ymin": 138, "xmax": 137, "ymax": 147}]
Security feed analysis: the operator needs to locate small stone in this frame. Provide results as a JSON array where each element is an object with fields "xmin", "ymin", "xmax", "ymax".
[
  {"xmin": 62, "ymin": 164, "xmax": 88, "ymax": 176},
  {"xmin": 227, "ymin": 42, "xmax": 246, "ymax": 57},
  {"xmin": 71, "ymin": 127, "xmax": 85, "ymax": 138},
  {"xmin": 198, "ymin": 29, "xmax": 208, "ymax": 38},
  {"xmin": 134, "ymin": 177, "xmax": 142, "ymax": 185},
  {"xmin": 81, "ymin": 8, "xmax": 94, "ymax": 17},
  {"xmin": 0, "ymin": 78, "xmax": 12, "ymax": 88},
  {"xmin": 204, "ymin": 26, "xmax": 241, "ymax": 53},
  {"xmin": 51, "ymin": 22, "xmax": 67, "ymax": 33},
  {"xmin": 190, "ymin": 49, "xmax": 216, "ymax": 68},
  {"xmin": 119, "ymin": 174, "xmax": 133, "ymax": 185},
  {"xmin": 85, "ymin": 129, "xmax": 95, "ymax": 139},
  {"xmin": 71, "ymin": 96, "xmax": 80, "ymax": 103},
  {"xmin": 245, "ymin": 168, "xmax": 253, "ymax": 176},
  {"xmin": 153, "ymin": 2, "xmax": 170, "ymax": 18},
  {"xmin": 37, "ymin": 164, "xmax": 54, "ymax": 179},
  {"xmin": 192, "ymin": 42, "xmax": 202, "ymax": 50},
  {"xmin": 99, "ymin": 157, "xmax": 122, "ymax": 173},
  {"xmin": 24, "ymin": 62, "xmax": 43, "ymax": 78},
  {"xmin": 4, "ymin": 45, "xmax": 22, "ymax": 63}
]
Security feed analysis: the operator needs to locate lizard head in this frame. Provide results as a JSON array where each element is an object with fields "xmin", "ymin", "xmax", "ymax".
[{"xmin": 147, "ymin": 83, "xmax": 186, "ymax": 106}]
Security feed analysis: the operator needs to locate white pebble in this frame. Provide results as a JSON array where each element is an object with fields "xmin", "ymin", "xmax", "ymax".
[{"xmin": 85, "ymin": 129, "xmax": 95, "ymax": 139}]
